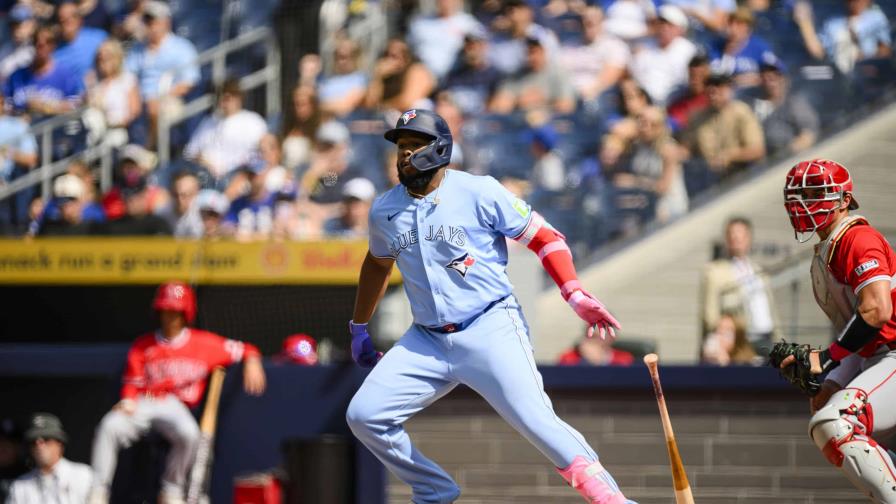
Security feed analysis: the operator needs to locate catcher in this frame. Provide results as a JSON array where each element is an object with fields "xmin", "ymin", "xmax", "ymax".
[{"xmin": 771, "ymin": 159, "xmax": 896, "ymax": 502}]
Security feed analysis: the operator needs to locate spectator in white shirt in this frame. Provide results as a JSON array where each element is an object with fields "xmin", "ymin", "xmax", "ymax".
[
  {"xmin": 407, "ymin": 0, "xmax": 483, "ymax": 79},
  {"xmin": 86, "ymin": 39, "xmax": 140, "ymax": 138},
  {"xmin": 183, "ymin": 78, "xmax": 268, "ymax": 181},
  {"xmin": 6, "ymin": 413, "xmax": 92, "ymax": 504},
  {"xmin": 558, "ymin": 6, "xmax": 630, "ymax": 103},
  {"xmin": 629, "ymin": 5, "xmax": 697, "ymax": 105}
]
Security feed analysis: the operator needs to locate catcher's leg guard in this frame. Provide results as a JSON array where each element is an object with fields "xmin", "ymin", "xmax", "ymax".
[
  {"xmin": 809, "ymin": 388, "xmax": 896, "ymax": 503},
  {"xmin": 557, "ymin": 456, "xmax": 636, "ymax": 504}
]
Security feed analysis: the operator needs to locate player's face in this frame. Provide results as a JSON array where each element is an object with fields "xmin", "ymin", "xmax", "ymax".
[
  {"xmin": 725, "ymin": 222, "xmax": 752, "ymax": 258},
  {"xmin": 30, "ymin": 438, "xmax": 63, "ymax": 469},
  {"xmin": 159, "ymin": 309, "xmax": 186, "ymax": 334},
  {"xmin": 396, "ymin": 133, "xmax": 436, "ymax": 190}
]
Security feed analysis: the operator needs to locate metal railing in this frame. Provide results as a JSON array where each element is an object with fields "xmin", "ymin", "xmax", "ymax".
[
  {"xmin": 0, "ymin": 26, "xmax": 280, "ymax": 204},
  {"xmin": 157, "ymin": 25, "xmax": 281, "ymax": 167},
  {"xmin": 716, "ymin": 227, "xmax": 896, "ymax": 341}
]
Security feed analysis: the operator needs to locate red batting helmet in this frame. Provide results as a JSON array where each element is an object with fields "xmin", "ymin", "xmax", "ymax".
[
  {"xmin": 783, "ymin": 159, "xmax": 859, "ymax": 242},
  {"xmin": 280, "ymin": 334, "xmax": 318, "ymax": 365},
  {"xmin": 152, "ymin": 281, "xmax": 196, "ymax": 324}
]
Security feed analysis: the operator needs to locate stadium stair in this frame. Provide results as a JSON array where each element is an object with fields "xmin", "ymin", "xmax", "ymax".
[{"xmin": 534, "ymin": 102, "xmax": 896, "ymax": 364}]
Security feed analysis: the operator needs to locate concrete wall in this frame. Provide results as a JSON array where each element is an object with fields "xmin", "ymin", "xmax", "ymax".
[{"xmin": 391, "ymin": 385, "xmax": 858, "ymax": 504}]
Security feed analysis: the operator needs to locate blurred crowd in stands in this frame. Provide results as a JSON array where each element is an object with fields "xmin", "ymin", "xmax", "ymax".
[{"xmin": 0, "ymin": 0, "xmax": 892, "ymax": 250}]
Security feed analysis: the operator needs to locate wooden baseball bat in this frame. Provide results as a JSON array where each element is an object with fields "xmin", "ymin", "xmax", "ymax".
[
  {"xmin": 643, "ymin": 353, "xmax": 695, "ymax": 504},
  {"xmin": 186, "ymin": 366, "xmax": 226, "ymax": 504}
]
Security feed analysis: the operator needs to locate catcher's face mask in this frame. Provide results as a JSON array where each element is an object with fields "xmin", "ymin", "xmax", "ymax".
[{"xmin": 783, "ymin": 159, "xmax": 859, "ymax": 243}]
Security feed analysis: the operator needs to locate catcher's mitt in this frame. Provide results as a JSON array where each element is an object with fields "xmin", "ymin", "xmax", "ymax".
[{"xmin": 767, "ymin": 341, "xmax": 823, "ymax": 396}]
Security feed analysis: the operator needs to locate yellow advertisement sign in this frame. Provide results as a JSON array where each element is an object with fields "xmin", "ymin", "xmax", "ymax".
[{"xmin": 0, "ymin": 239, "xmax": 396, "ymax": 285}]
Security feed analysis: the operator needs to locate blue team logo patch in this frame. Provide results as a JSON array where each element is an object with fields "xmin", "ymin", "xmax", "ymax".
[
  {"xmin": 855, "ymin": 259, "xmax": 879, "ymax": 276},
  {"xmin": 400, "ymin": 109, "xmax": 417, "ymax": 124},
  {"xmin": 446, "ymin": 252, "xmax": 476, "ymax": 278}
]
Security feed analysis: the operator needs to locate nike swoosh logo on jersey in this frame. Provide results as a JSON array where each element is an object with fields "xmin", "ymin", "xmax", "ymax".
[{"xmin": 387, "ymin": 211, "xmax": 401, "ymax": 221}]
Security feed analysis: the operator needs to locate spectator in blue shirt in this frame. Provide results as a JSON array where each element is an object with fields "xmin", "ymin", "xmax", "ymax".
[
  {"xmin": 0, "ymin": 94, "xmax": 37, "ymax": 184},
  {"xmin": 488, "ymin": 0, "xmax": 559, "ymax": 75},
  {"xmin": 225, "ymin": 163, "xmax": 276, "ymax": 240},
  {"xmin": 54, "ymin": 1, "xmax": 108, "ymax": 82},
  {"xmin": 317, "ymin": 38, "xmax": 368, "ymax": 118},
  {"xmin": 4, "ymin": 26, "xmax": 84, "ymax": 119},
  {"xmin": 794, "ymin": 0, "xmax": 891, "ymax": 75},
  {"xmin": 664, "ymin": 0, "xmax": 736, "ymax": 34},
  {"xmin": 407, "ymin": 0, "xmax": 483, "ymax": 79},
  {"xmin": 0, "ymin": 93, "xmax": 38, "ymax": 229},
  {"xmin": 125, "ymin": 1, "xmax": 199, "ymax": 146},
  {"xmin": 709, "ymin": 7, "xmax": 778, "ymax": 88},
  {"xmin": 0, "ymin": 4, "xmax": 36, "ymax": 84}
]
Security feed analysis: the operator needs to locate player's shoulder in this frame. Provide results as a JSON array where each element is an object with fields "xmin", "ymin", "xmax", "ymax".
[
  {"xmin": 840, "ymin": 220, "xmax": 888, "ymax": 250},
  {"xmin": 369, "ymin": 184, "xmax": 404, "ymax": 215},
  {"xmin": 450, "ymin": 171, "xmax": 502, "ymax": 195},
  {"xmin": 131, "ymin": 332, "xmax": 158, "ymax": 348},
  {"xmin": 189, "ymin": 328, "xmax": 226, "ymax": 342}
]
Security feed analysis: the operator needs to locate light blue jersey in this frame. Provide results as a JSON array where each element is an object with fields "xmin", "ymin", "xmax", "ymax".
[
  {"xmin": 369, "ymin": 170, "xmax": 532, "ymax": 327},
  {"xmin": 348, "ymin": 109, "xmax": 633, "ymax": 504}
]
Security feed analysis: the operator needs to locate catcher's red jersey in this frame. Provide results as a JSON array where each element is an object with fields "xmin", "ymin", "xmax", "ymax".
[
  {"xmin": 121, "ymin": 328, "xmax": 260, "ymax": 408},
  {"xmin": 827, "ymin": 222, "xmax": 896, "ymax": 356}
]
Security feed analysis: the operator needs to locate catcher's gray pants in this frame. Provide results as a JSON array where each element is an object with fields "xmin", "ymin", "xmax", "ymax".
[
  {"xmin": 810, "ymin": 349, "xmax": 896, "ymax": 503},
  {"xmin": 90, "ymin": 395, "xmax": 200, "ymax": 499}
]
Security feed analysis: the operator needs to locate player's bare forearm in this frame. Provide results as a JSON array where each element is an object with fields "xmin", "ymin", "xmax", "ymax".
[
  {"xmin": 352, "ymin": 252, "xmax": 395, "ymax": 324},
  {"xmin": 857, "ymin": 280, "xmax": 893, "ymax": 327},
  {"xmin": 242, "ymin": 355, "xmax": 266, "ymax": 396}
]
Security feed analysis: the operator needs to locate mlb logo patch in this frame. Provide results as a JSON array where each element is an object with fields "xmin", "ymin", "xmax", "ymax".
[
  {"xmin": 400, "ymin": 110, "xmax": 417, "ymax": 124},
  {"xmin": 446, "ymin": 253, "xmax": 476, "ymax": 277},
  {"xmin": 854, "ymin": 259, "xmax": 879, "ymax": 276}
]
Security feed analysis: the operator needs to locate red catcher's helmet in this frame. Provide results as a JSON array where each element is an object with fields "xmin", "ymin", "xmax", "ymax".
[
  {"xmin": 783, "ymin": 159, "xmax": 859, "ymax": 242},
  {"xmin": 152, "ymin": 282, "xmax": 196, "ymax": 324}
]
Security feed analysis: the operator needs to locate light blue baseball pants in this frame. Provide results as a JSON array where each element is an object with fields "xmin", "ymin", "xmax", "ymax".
[{"xmin": 346, "ymin": 296, "xmax": 609, "ymax": 504}]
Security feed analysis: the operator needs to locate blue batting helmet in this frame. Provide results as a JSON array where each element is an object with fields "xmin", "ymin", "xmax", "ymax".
[{"xmin": 384, "ymin": 109, "xmax": 453, "ymax": 171}]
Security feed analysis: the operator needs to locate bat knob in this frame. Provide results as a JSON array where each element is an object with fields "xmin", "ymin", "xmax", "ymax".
[{"xmin": 643, "ymin": 353, "xmax": 659, "ymax": 366}]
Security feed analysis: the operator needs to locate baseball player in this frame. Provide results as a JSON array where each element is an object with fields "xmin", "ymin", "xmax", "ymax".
[
  {"xmin": 778, "ymin": 159, "xmax": 896, "ymax": 502},
  {"xmin": 345, "ymin": 109, "xmax": 635, "ymax": 504},
  {"xmin": 88, "ymin": 282, "xmax": 266, "ymax": 504}
]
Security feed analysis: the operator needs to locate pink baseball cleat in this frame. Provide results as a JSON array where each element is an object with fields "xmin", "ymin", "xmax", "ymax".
[{"xmin": 557, "ymin": 456, "xmax": 636, "ymax": 504}]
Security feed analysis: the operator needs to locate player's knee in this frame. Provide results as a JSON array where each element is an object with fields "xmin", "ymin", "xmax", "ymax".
[
  {"xmin": 345, "ymin": 395, "xmax": 377, "ymax": 435},
  {"xmin": 97, "ymin": 410, "xmax": 128, "ymax": 438},
  {"xmin": 808, "ymin": 388, "xmax": 872, "ymax": 466},
  {"xmin": 167, "ymin": 420, "xmax": 200, "ymax": 447}
]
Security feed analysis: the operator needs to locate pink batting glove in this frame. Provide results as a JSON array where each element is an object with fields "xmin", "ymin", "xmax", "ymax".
[{"xmin": 567, "ymin": 290, "xmax": 621, "ymax": 340}]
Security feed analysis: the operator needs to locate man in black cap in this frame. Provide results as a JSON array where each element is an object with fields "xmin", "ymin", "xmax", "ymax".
[{"xmin": 7, "ymin": 413, "xmax": 93, "ymax": 504}]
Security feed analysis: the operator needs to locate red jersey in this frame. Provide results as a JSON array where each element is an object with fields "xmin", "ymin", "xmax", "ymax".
[
  {"xmin": 557, "ymin": 346, "xmax": 635, "ymax": 366},
  {"xmin": 121, "ymin": 328, "xmax": 261, "ymax": 408},
  {"xmin": 813, "ymin": 217, "xmax": 896, "ymax": 357}
]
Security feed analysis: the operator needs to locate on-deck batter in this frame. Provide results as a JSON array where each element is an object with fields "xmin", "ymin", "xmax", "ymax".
[
  {"xmin": 780, "ymin": 159, "xmax": 896, "ymax": 503},
  {"xmin": 345, "ymin": 109, "xmax": 636, "ymax": 504},
  {"xmin": 87, "ymin": 282, "xmax": 266, "ymax": 504}
]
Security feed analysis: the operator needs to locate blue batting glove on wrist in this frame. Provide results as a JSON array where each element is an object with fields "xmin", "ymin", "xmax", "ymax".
[{"xmin": 349, "ymin": 320, "xmax": 382, "ymax": 368}]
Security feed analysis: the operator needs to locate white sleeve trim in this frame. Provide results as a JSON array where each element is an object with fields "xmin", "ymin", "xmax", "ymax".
[{"xmin": 853, "ymin": 275, "xmax": 893, "ymax": 295}]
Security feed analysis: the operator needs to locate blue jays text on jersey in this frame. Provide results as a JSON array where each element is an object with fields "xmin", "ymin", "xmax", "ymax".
[
  {"xmin": 388, "ymin": 225, "xmax": 468, "ymax": 257},
  {"xmin": 368, "ymin": 170, "xmax": 533, "ymax": 328}
]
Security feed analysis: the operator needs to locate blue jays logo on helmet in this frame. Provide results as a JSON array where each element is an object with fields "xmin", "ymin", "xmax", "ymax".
[
  {"xmin": 383, "ymin": 109, "xmax": 453, "ymax": 171},
  {"xmin": 446, "ymin": 252, "xmax": 476, "ymax": 277},
  {"xmin": 400, "ymin": 110, "xmax": 417, "ymax": 125}
]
